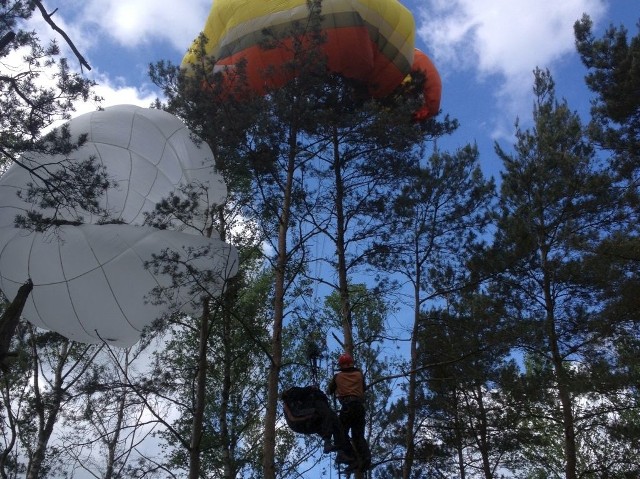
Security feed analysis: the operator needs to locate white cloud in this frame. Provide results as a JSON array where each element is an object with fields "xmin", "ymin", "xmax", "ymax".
[
  {"xmin": 73, "ymin": 0, "xmax": 212, "ymax": 51},
  {"xmin": 82, "ymin": 74, "xmax": 159, "ymax": 110},
  {"xmin": 29, "ymin": 1, "xmax": 195, "ymax": 112},
  {"xmin": 418, "ymin": 0, "xmax": 606, "ymax": 78},
  {"xmin": 415, "ymin": 0, "xmax": 608, "ymax": 135}
]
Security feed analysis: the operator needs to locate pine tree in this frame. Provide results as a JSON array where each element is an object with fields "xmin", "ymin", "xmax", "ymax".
[
  {"xmin": 19, "ymin": 329, "xmax": 102, "ymax": 479},
  {"xmin": 491, "ymin": 68, "xmax": 620, "ymax": 479},
  {"xmin": 0, "ymin": 1, "xmax": 108, "ymax": 373},
  {"xmin": 0, "ymin": 0, "xmax": 106, "ymax": 231},
  {"xmin": 416, "ymin": 291, "xmax": 521, "ymax": 479},
  {"xmin": 574, "ymin": 14, "xmax": 640, "ymax": 176},
  {"xmin": 370, "ymin": 144, "xmax": 494, "ymax": 478}
]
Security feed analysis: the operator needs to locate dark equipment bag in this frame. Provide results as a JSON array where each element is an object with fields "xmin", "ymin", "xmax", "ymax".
[{"xmin": 281, "ymin": 386, "xmax": 327, "ymax": 435}]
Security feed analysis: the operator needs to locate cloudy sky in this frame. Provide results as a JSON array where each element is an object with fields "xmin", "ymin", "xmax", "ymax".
[
  {"xmin": 11, "ymin": 1, "xmax": 638, "ymax": 474},
  {"xmin": 29, "ymin": 0, "xmax": 638, "ymax": 178}
]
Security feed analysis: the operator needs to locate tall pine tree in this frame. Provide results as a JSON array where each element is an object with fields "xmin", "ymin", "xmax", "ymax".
[{"xmin": 491, "ymin": 68, "xmax": 624, "ymax": 478}]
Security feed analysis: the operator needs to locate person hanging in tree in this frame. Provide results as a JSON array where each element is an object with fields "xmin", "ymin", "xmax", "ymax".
[
  {"xmin": 281, "ymin": 385, "xmax": 356, "ymax": 465},
  {"xmin": 328, "ymin": 352, "xmax": 372, "ymax": 471}
]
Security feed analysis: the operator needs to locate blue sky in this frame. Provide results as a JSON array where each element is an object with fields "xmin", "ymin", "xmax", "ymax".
[{"xmin": 26, "ymin": 0, "xmax": 638, "ymax": 181}]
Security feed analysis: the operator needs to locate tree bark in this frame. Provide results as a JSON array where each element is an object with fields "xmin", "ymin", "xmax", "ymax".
[
  {"xmin": 221, "ymin": 293, "xmax": 234, "ymax": 478},
  {"xmin": 105, "ymin": 354, "xmax": 128, "ymax": 479},
  {"xmin": 473, "ymin": 384, "xmax": 493, "ymax": 479},
  {"xmin": 0, "ymin": 279, "xmax": 33, "ymax": 365},
  {"xmin": 541, "ymin": 248, "xmax": 577, "ymax": 479},
  {"xmin": 332, "ymin": 127, "xmax": 354, "ymax": 355},
  {"xmin": 262, "ymin": 127, "xmax": 297, "ymax": 479},
  {"xmin": 402, "ymin": 260, "xmax": 421, "ymax": 478},
  {"xmin": 188, "ymin": 300, "xmax": 211, "ymax": 479},
  {"xmin": 26, "ymin": 338, "xmax": 68, "ymax": 479}
]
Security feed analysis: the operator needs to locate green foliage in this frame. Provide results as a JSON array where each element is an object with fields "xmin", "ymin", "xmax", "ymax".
[
  {"xmin": 4, "ymin": 5, "xmax": 640, "ymax": 479},
  {"xmin": 371, "ymin": 144, "xmax": 495, "ymax": 298},
  {"xmin": 1, "ymin": 1, "xmax": 98, "ymax": 161},
  {"xmin": 575, "ymin": 14, "xmax": 640, "ymax": 175},
  {"xmin": 1, "ymin": 1, "xmax": 110, "ymax": 234},
  {"xmin": 488, "ymin": 68, "xmax": 640, "ymax": 479}
]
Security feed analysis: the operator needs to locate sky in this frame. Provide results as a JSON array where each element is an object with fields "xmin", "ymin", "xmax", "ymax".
[{"xmin": 25, "ymin": 0, "xmax": 639, "ymax": 182}]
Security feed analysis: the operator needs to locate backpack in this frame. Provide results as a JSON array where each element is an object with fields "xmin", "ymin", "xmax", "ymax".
[{"xmin": 281, "ymin": 386, "xmax": 327, "ymax": 435}]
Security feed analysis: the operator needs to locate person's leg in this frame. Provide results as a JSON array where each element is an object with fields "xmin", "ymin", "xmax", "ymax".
[
  {"xmin": 330, "ymin": 412, "xmax": 354, "ymax": 455},
  {"xmin": 338, "ymin": 403, "xmax": 354, "ymax": 439},
  {"xmin": 314, "ymin": 399, "xmax": 339, "ymax": 452},
  {"xmin": 315, "ymin": 399, "xmax": 354, "ymax": 457},
  {"xmin": 350, "ymin": 403, "xmax": 371, "ymax": 469}
]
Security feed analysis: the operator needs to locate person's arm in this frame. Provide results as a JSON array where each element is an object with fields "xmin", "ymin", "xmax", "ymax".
[{"xmin": 327, "ymin": 376, "xmax": 337, "ymax": 396}]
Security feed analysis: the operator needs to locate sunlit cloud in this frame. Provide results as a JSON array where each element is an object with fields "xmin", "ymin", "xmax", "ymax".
[
  {"xmin": 417, "ymin": 0, "xmax": 607, "ymax": 78},
  {"xmin": 33, "ymin": 0, "xmax": 194, "ymax": 109},
  {"xmin": 414, "ymin": 0, "xmax": 608, "ymax": 136},
  {"xmin": 72, "ymin": 0, "xmax": 212, "ymax": 51}
]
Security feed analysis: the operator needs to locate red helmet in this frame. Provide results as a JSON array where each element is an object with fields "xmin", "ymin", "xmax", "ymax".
[{"xmin": 338, "ymin": 353, "xmax": 354, "ymax": 368}]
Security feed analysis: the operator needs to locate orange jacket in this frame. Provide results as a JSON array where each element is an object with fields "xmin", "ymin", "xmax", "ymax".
[{"xmin": 328, "ymin": 367, "xmax": 365, "ymax": 400}]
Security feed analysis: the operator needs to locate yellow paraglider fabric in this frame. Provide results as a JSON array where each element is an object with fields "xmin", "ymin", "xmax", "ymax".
[{"xmin": 182, "ymin": 0, "xmax": 416, "ymax": 97}]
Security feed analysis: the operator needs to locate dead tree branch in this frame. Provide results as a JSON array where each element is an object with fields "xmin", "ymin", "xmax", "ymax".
[{"xmin": 33, "ymin": 0, "xmax": 92, "ymax": 71}]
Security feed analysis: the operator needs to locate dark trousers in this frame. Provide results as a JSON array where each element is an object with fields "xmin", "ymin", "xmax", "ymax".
[
  {"xmin": 314, "ymin": 399, "xmax": 352, "ymax": 453},
  {"xmin": 339, "ymin": 400, "xmax": 371, "ymax": 465}
]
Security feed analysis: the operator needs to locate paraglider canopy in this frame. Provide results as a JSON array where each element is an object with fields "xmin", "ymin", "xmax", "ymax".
[
  {"xmin": 0, "ymin": 105, "xmax": 238, "ymax": 347},
  {"xmin": 182, "ymin": 0, "xmax": 422, "ymax": 98},
  {"xmin": 410, "ymin": 48, "xmax": 442, "ymax": 121}
]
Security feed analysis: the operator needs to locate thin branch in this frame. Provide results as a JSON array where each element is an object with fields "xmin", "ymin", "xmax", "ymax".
[
  {"xmin": 366, "ymin": 347, "xmax": 486, "ymax": 390},
  {"xmin": 32, "ymin": 0, "xmax": 92, "ymax": 71}
]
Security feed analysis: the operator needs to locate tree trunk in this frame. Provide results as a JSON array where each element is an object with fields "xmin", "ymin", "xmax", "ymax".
[
  {"xmin": 0, "ymin": 279, "xmax": 33, "ymax": 364},
  {"xmin": 473, "ymin": 384, "xmax": 493, "ymax": 479},
  {"xmin": 332, "ymin": 127, "xmax": 367, "ymax": 479},
  {"xmin": 105, "ymin": 352, "xmax": 128, "ymax": 479},
  {"xmin": 541, "ymin": 246, "xmax": 577, "ymax": 479},
  {"xmin": 545, "ymin": 296, "xmax": 577, "ymax": 479},
  {"xmin": 0, "ymin": 375, "xmax": 19, "ymax": 477},
  {"xmin": 221, "ymin": 295, "xmax": 234, "ymax": 478},
  {"xmin": 332, "ymin": 127, "xmax": 354, "ymax": 354},
  {"xmin": 26, "ymin": 338, "xmax": 68, "ymax": 479},
  {"xmin": 262, "ymin": 129, "xmax": 297, "ymax": 479},
  {"xmin": 402, "ymin": 276, "xmax": 420, "ymax": 479},
  {"xmin": 188, "ymin": 300, "xmax": 211, "ymax": 479},
  {"xmin": 217, "ymin": 197, "xmax": 236, "ymax": 479},
  {"xmin": 454, "ymin": 400, "xmax": 467, "ymax": 479}
]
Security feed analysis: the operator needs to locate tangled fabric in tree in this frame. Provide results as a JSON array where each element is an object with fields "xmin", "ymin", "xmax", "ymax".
[
  {"xmin": 0, "ymin": 105, "xmax": 238, "ymax": 347},
  {"xmin": 183, "ymin": 0, "xmax": 420, "ymax": 95},
  {"xmin": 410, "ymin": 48, "xmax": 442, "ymax": 120},
  {"xmin": 281, "ymin": 386, "xmax": 326, "ymax": 435}
]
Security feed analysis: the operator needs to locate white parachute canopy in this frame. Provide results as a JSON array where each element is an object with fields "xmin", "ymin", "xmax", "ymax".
[{"xmin": 0, "ymin": 105, "xmax": 238, "ymax": 347}]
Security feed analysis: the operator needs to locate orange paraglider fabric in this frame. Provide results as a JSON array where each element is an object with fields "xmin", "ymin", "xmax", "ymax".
[
  {"xmin": 182, "ymin": 0, "xmax": 416, "ymax": 98},
  {"xmin": 410, "ymin": 49, "xmax": 442, "ymax": 121}
]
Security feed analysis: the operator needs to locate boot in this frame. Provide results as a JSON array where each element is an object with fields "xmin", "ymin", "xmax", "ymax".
[
  {"xmin": 336, "ymin": 450, "xmax": 356, "ymax": 464},
  {"xmin": 344, "ymin": 461, "xmax": 360, "ymax": 473},
  {"xmin": 323, "ymin": 437, "xmax": 340, "ymax": 453}
]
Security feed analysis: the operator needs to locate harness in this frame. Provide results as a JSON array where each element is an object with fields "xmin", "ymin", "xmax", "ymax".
[{"xmin": 281, "ymin": 386, "xmax": 325, "ymax": 435}]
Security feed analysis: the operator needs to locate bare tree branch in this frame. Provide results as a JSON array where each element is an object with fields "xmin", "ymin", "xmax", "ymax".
[{"xmin": 32, "ymin": 0, "xmax": 92, "ymax": 71}]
